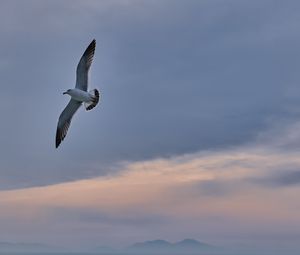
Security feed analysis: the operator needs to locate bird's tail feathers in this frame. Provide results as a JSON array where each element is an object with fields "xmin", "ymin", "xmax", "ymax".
[{"xmin": 84, "ymin": 89, "xmax": 100, "ymax": 111}]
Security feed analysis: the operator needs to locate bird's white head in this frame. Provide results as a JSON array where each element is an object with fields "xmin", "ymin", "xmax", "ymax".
[{"xmin": 63, "ymin": 89, "xmax": 71, "ymax": 95}]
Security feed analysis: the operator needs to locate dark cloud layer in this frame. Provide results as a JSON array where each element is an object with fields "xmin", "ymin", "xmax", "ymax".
[
  {"xmin": 252, "ymin": 170, "xmax": 300, "ymax": 187},
  {"xmin": 1, "ymin": 0, "xmax": 300, "ymax": 188},
  {"xmin": 50, "ymin": 207, "xmax": 168, "ymax": 226}
]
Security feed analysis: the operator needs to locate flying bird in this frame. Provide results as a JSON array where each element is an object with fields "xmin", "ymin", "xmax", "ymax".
[{"xmin": 56, "ymin": 39, "xmax": 99, "ymax": 148}]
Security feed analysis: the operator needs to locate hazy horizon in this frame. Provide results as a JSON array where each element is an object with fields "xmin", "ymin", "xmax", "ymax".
[
  {"xmin": 1, "ymin": 237, "xmax": 299, "ymax": 255},
  {"xmin": 0, "ymin": 0, "xmax": 300, "ymax": 253}
]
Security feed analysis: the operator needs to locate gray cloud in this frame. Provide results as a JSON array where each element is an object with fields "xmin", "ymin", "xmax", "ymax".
[
  {"xmin": 179, "ymin": 179, "xmax": 243, "ymax": 198},
  {"xmin": 49, "ymin": 207, "xmax": 168, "ymax": 227},
  {"xmin": 1, "ymin": 0, "xmax": 300, "ymax": 189},
  {"xmin": 252, "ymin": 170, "xmax": 300, "ymax": 188}
]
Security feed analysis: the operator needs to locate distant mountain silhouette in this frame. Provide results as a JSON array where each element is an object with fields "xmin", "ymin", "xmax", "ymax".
[
  {"xmin": 130, "ymin": 239, "xmax": 172, "ymax": 252},
  {"xmin": 0, "ymin": 239, "xmax": 217, "ymax": 254},
  {"xmin": 175, "ymin": 238, "xmax": 213, "ymax": 249},
  {"xmin": 128, "ymin": 238, "xmax": 215, "ymax": 254}
]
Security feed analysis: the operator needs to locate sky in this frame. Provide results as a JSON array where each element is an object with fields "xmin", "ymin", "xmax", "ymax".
[{"xmin": 0, "ymin": 0, "xmax": 300, "ymax": 253}]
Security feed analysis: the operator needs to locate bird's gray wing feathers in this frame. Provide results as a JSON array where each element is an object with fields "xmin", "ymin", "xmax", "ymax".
[
  {"xmin": 56, "ymin": 99, "xmax": 82, "ymax": 148},
  {"xmin": 75, "ymin": 39, "xmax": 96, "ymax": 91}
]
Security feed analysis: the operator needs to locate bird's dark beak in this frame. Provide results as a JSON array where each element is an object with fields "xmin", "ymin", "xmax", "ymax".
[{"xmin": 63, "ymin": 91, "xmax": 67, "ymax": 95}]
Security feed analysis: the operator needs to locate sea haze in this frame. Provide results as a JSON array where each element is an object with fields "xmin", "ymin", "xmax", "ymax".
[{"xmin": 1, "ymin": 239, "xmax": 299, "ymax": 255}]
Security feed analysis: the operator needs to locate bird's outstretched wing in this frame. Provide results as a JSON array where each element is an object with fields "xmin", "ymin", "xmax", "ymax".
[
  {"xmin": 56, "ymin": 99, "xmax": 82, "ymax": 148},
  {"xmin": 75, "ymin": 39, "xmax": 96, "ymax": 91}
]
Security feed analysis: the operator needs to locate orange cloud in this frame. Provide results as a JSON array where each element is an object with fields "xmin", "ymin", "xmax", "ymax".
[{"xmin": 1, "ymin": 144, "xmax": 300, "ymax": 226}]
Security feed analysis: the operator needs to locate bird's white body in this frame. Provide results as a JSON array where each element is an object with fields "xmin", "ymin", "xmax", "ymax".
[{"xmin": 64, "ymin": 88, "xmax": 93, "ymax": 102}]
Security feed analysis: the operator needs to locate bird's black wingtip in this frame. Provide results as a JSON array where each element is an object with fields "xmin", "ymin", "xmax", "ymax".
[
  {"xmin": 83, "ymin": 39, "xmax": 96, "ymax": 56},
  {"xmin": 55, "ymin": 131, "xmax": 61, "ymax": 148},
  {"xmin": 90, "ymin": 39, "xmax": 96, "ymax": 46}
]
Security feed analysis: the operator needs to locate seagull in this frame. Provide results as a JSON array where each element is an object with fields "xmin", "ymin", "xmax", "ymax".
[{"xmin": 56, "ymin": 39, "xmax": 100, "ymax": 148}]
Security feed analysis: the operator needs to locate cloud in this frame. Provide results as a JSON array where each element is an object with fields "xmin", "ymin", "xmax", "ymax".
[
  {"xmin": 1, "ymin": 123, "xmax": 300, "ymax": 247},
  {"xmin": 49, "ymin": 207, "xmax": 168, "ymax": 226},
  {"xmin": 251, "ymin": 170, "xmax": 300, "ymax": 188},
  {"xmin": 3, "ymin": 0, "xmax": 300, "ymax": 188}
]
